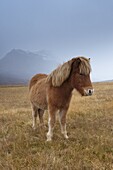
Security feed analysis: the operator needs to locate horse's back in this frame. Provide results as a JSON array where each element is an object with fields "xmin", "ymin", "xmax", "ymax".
[
  {"xmin": 29, "ymin": 74, "xmax": 48, "ymax": 110},
  {"xmin": 29, "ymin": 74, "xmax": 47, "ymax": 90}
]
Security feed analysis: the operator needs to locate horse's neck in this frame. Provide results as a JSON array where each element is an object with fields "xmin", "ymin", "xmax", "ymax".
[{"xmin": 61, "ymin": 78, "xmax": 73, "ymax": 97}]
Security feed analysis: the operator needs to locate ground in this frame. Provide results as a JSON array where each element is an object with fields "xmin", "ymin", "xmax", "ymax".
[{"xmin": 0, "ymin": 82, "xmax": 113, "ymax": 170}]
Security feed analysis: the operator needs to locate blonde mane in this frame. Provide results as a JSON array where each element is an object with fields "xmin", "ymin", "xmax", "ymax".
[{"xmin": 46, "ymin": 56, "xmax": 91, "ymax": 87}]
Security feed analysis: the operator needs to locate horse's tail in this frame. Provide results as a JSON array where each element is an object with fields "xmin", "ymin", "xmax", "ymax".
[{"xmin": 29, "ymin": 74, "xmax": 47, "ymax": 90}]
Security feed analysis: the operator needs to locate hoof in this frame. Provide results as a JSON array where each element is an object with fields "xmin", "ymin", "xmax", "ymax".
[
  {"xmin": 46, "ymin": 132, "xmax": 52, "ymax": 141},
  {"xmin": 65, "ymin": 135, "xmax": 69, "ymax": 139},
  {"xmin": 46, "ymin": 138, "xmax": 52, "ymax": 142},
  {"xmin": 32, "ymin": 125, "xmax": 36, "ymax": 130}
]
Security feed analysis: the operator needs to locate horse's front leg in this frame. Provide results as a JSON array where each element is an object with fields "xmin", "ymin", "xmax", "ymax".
[
  {"xmin": 59, "ymin": 109, "xmax": 69, "ymax": 139},
  {"xmin": 47, "ymin": 107, "xmax": 57, "ymax": 141}
]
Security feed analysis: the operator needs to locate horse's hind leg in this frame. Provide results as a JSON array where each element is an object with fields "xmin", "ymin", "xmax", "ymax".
[
  {"xmin": 31, "ymin": 104, "xmax": 38, "ymax": 130},
  {"xmin": 38, "ymin": 109, "xmax": 44, "ymax": 126}
]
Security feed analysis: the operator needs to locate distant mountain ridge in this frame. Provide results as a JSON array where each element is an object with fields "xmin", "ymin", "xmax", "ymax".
[{"xmin": 0, "ymin": 49, "xmax": 59, "ymax": 85}]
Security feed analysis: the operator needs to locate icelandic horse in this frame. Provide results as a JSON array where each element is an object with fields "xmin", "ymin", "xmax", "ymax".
[{"xmin": 29, "ymin": 56, "xmax": 94, "ymax": 141}]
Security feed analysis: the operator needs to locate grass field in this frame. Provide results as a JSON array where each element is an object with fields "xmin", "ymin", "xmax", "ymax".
[{"xmin": 0, "ymin": 82, "xmax": 113, "ymax": 170}]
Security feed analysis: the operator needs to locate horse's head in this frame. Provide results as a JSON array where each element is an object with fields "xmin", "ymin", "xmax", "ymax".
[
  {"xmin": 71, "ymin": 57, "xmax": 94, "ymax": 96},
  {"xmin": 46, "ymin": 56, "xmax": 94, "ymax": 96}
]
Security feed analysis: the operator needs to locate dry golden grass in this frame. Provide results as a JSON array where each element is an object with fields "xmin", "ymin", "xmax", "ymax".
[{"xmin": 0, "ymin": 82, "xmax": 113, "ymax": 170}]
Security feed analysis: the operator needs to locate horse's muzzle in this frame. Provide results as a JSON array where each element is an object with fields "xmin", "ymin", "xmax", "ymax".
[{"xmin": 84, "ymin": 88, "xmax": 94, "ymax": 96}]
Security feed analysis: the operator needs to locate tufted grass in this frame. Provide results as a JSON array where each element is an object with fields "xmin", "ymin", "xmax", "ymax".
[{"xmin": 0, "ymin": 82, "xmax": 113, "ymax": 170}]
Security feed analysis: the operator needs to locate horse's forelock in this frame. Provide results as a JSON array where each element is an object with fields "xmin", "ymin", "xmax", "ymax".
[{"xmin": 79, "ymin": 57, "xmax": 91, "ymax": 75}]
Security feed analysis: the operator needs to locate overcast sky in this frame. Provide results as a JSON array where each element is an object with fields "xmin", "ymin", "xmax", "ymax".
[{"xmin": 0, "ymin": 0, "xmax": 113, "ymax": 81}]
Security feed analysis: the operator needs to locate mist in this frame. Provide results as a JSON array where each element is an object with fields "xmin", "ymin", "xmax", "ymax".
[{"xmin": 0, "ymin": 0, "xmax": 113, "ymax": 81}]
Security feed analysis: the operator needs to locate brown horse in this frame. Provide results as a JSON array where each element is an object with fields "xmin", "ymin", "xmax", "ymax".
[{"xmin": 29, "ymin": 56, "xmax": 94, "ymax": 141}]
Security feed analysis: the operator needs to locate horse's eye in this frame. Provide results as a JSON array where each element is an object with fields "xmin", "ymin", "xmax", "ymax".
[{"xmin": 79, "ymin": 73, "xmax": 84, "ymax": 76}]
